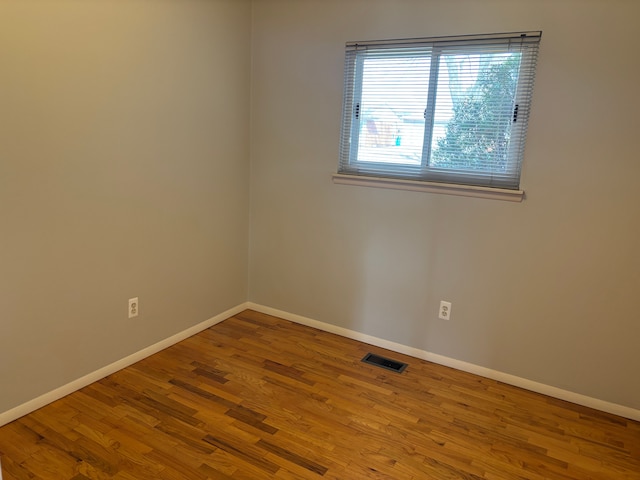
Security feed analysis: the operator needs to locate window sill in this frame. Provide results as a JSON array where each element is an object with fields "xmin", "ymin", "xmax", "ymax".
[{"xmin": 332, "ymin": 174, "xmax": 524, "ymax": 202}]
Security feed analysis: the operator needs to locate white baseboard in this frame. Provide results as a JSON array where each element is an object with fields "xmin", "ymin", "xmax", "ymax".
[
  {"xmin": 3, "ymin": 301, "xmax": 638, "ymax": 428},
  {"xmin": 0, "ymin": 302, "xmax": 250, "ymax": 428},
  {"xmin": 247, "ymin": 302, "xmax": 640, "ymax": 422}
]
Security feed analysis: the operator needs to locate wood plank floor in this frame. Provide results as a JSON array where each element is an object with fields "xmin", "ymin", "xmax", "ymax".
[{"xmin": 1, "ymin": 309, "xmax": 639, "ymax": 479}]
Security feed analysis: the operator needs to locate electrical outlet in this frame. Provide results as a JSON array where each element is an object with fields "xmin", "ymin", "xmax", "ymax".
[
  {"xmin": 128, "ymin": 297, "xmax": 139, "ymax": 318},
  {"xmin": 439, "ymin": 300, "xmax": 452, "ymax": 320}
]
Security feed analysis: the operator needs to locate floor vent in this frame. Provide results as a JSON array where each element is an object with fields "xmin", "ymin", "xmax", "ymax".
[{"xmin": 361, "ymin": 353, "xmax": 408, "ymax": 373}]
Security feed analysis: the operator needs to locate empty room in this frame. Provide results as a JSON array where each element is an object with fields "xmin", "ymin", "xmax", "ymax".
[{"xmin": 0, "ymin": 0, "xmax": 638, "ymax": 478}]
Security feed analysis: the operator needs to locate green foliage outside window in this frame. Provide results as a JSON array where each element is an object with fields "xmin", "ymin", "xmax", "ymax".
[{"xmin": 431, "ymin": 55, "xmax": 520, "ymax": 172}]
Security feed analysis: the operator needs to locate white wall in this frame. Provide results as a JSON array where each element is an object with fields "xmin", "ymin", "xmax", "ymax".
[
  {"xmin": 0, "ymin": 0, "xmax": 251, "ymax": 413},
  {"xmin": 249, "ymin": 0, "xmax": 640, "ymax": 410}
]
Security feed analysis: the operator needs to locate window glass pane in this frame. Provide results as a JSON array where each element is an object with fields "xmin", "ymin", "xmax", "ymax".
[
  {"xmin": 430, "ymin": 52, "xmax": 522, "ymax": 172},
  {"xmin": 357, "ymin": 55, "xmax": 430, "ymax": 166}
]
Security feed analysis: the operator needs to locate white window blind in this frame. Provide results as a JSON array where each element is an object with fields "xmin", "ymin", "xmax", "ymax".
[{"xmin": 338, "ymin": 32, "xmax": 541, "ymax": 190}]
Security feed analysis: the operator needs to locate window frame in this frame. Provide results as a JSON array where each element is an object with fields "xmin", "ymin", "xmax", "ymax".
[{"xmin": 336, "ymin": 32, "xmax": 541, "ymax": 199}]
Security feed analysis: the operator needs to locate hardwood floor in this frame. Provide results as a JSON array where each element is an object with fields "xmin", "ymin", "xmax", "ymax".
[{"xmin": 0, "ymin": 309, "xmax": 638, "ymax": 479}]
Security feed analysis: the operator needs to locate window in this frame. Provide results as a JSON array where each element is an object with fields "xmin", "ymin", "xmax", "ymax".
[{"xmin": 336, "ymin": 32, "xmax": 541, "ymax": 196}]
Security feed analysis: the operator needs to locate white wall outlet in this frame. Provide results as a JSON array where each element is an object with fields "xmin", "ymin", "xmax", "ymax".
[
  {"xmin": 128, "ymin": 297, "xmax": 139, "ymax": 318},
  {"xmin": 439, "ymin": 300, "xmax": 452, "ymax": 320}
]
